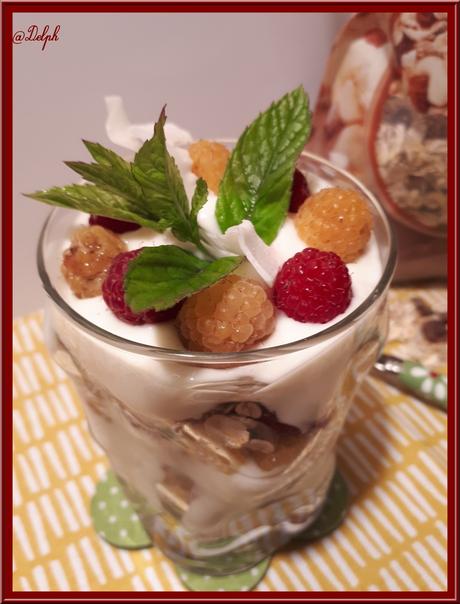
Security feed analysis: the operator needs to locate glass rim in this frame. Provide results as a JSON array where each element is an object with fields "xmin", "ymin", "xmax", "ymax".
[{"xmin": 37, "ymin": 150, "xmax": 397, "ymax": 364}]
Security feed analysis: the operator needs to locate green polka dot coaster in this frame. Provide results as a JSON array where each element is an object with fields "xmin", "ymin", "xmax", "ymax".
[
  {"xmin": 91, "ymin": 469, "xmax": 349, "ymax": 590},
  {"xmin": 291, "ymin": 469, "xmax": 349, "ymax": 544},
  {"xmin": 91, "ymin": 471, "xmax": 152, "ymax": 549},
  {"xmin": 176, "ymin": 558, "xmax": 271, "ymax": 592}
]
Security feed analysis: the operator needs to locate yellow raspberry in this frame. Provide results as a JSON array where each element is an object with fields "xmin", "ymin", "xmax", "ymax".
[
  {"xmin": 294, "ymin": 187, "xmax": 373, "ymax": 263},
  {"xmin": 177, "ymin": 275, "xmax": 275, "ymax": 353},
  {"xmin": 62, "ymin": 225, "xmax": 126, "ymax": 298},
  {"xmin": 188, "ymin": 140, "xmax": 230, "ymax": 193}
]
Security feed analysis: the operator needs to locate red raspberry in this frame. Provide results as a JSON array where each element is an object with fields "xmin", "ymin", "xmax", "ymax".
[
  {"xmin": 89, "ymin": 215, "xmax": 141, "ymax": 234},
  {"xmin": 273, "ymin": 248, "xmax": 352, "ymax": 323},
  {"xmin": 289, "ymin": 169, "xmax": 310, "ymax": 213},
  {"xmin": 102, "ymin": 249, "xmax": 180, "ymax": 325}
]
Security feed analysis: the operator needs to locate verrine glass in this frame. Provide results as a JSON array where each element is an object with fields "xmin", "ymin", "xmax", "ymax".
[{"xmin": 37, "ymin": 151, "xmax": 396, "ymax": 575}]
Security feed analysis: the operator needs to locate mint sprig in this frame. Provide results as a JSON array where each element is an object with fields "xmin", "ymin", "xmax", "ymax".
[
  {"xmin": 215, "ymin": 86, "xmax": 311, "ymax": 244},
  {"xmin": 124, "ymin": 246, "xmax": 243, "ymax": 312},
  {"xmin": 132, "ymin": 108, "xmax": 206, "ymax": 251},
  {"xmin": 26, "ymin": 109, "xmax": 208, "ymax": 252}
]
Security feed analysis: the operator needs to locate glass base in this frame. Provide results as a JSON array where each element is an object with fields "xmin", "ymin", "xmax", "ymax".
[
  {"xmin": 176, "ymin": 557, "xmax": 271, "ymax": 591},
  {"xmin": 91, "ymin": 467, "xmax": 348, "ymax": 577}
]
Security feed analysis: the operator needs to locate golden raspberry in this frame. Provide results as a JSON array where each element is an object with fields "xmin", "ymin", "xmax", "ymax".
[
  {"xmin": 189, "ymin": 140, "xmax": 230, "ymax": 193},
  {"xmin": 177, "ymin": 275, "xmax": 275, "ymax": 353},
  {"xmin": 294, "ymin": 187, "xmax": 373, "ymax": 263},
  {"xmin": 62, "ymin": 225, "xmax": 127, "ymax": 298}
]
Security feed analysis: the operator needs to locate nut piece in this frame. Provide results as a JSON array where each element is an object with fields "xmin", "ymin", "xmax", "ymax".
[
  {"xmin": 246, "ymin": 439, "xmax": 275, "ymax": 454},
  {"xmin": 412, "ymin": 296, "xmax": 435, "ymax": 317},
  {"xmin": 157, "ymin": 467, "xmax": 194, "ymax": 516},
  {"xmin": 204, "ymin": 414, "xmax": 249, "ymax": 449},
  {"xmin": 236, "ymin": 416, "xmax": 259, "ymax": 430},
  {"xmin": 414, "ymin": 56, "xmax": 447, "ymax": 107},
  {"xmin": 422, "ymin": 318, "xmax": 447, "ymax": 343},
  {"xmin": 407, "ymin": 74, "xmax": 430, "ymax": 113},
  {"xmin": 234, "ymin": 402, "xmax": 262, "ymax": 419}
]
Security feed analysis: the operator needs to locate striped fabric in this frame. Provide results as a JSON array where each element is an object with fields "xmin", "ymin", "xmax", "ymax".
[{"xmin": 13, "ymin": 310, "xmax": 447, "ymax": 592}]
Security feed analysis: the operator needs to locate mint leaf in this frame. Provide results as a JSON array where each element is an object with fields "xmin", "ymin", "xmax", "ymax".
[
  {"xmin": 25, "ymin": 184, "xmax": 169, "ymax": 231},
  {"xmin": 82, "ymin": 140, "xmax": 124, "ymax": 166},
  {"xmin": 132, "ymin": 108, "xmax": 200, "ymax": 247},
  {"xmin": 215, "ymin": 86, "xmax": 311, "ymax": 244},
  {"xmin": 64, "ymin": 141, "xmax": 149, "ymax": 215},
  {"xmin": 124, "ymin": 245, "xmax": 243, "ymax": 312}
]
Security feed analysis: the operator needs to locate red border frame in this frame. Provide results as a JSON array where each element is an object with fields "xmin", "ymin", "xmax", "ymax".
[{"xmin": 2, "ymin": 2, "xmax": 458, "ymax": 602}]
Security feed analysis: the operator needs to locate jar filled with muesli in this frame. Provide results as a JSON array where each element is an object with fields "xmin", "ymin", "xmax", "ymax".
[{"xmin": 307, "ymin": 12, "xmax": 447, "ymax": 282}]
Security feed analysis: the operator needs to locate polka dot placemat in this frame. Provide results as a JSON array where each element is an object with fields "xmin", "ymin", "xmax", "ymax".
[{"xmin": 91, "ymin": 471, "xmax": 152, "ymax": 549}]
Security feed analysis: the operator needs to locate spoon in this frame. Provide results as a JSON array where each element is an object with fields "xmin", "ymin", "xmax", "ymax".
[{"xmin": 372, "ymin": 354, "xmax": 447, "ymax": 412}]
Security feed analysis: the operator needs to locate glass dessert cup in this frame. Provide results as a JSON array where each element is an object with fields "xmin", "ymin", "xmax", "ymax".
[{"xmin": 37, "ymin": 151, "xmax": 397, "ymax": 575}]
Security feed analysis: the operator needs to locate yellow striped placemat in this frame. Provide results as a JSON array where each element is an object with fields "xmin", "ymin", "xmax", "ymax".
[{"xmin": 13, "ymin": 310, "xmax": 447, "ymax": 592}]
